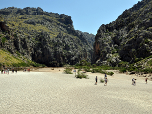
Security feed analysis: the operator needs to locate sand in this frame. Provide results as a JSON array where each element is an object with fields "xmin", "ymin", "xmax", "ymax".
[{"xmin": 0, "ymin": 68, "xmax": 152, "ymax": 114}]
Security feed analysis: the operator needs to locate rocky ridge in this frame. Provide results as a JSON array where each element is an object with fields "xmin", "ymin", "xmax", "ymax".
[
  {"xmin": 0, "ymin": 7, "xmax": 95, "ymax": 67},
  {"xmin": 94, "ymin": 0, "xmax": 152, "ymax": 67}
]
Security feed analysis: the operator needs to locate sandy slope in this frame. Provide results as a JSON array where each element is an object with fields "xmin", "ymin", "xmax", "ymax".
[{"xmin": 0, "ymin": 68, "xmax": 152, "ymax": 114}]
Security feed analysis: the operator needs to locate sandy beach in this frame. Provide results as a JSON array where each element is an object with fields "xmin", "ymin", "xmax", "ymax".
[{"xmin": 0, "ymin": 68, "xmax": 152, "ymax": 114}]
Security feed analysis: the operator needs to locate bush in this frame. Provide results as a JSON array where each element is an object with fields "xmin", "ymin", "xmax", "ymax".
[
  {"xmin": 64, "ymin": 67, "xmax": 73, "ymax": 74},
  {"xmin": 91, "ymin": 68, "xmax": 107, "ymax": 74},
  {"xmin": 80, "ymin": 60, "xmax": 91, "ymax": 66},
  {"xmin": 119, "ymin": 68, "xmax": 127, "ymax": 73},
  {"xmin": 107, "ymin": 72, "xmax": 114, "ymax": 76},
  {"xmin": 147, "ymin": 59, "xmax": 152, "ymax": 66},
  {"xmin": 92, "ymin": 64, "xmax": 97, "ymax": 67},
  {"xmin": 2, "ymin": 37, "xmax": 6, "ymax": 44},
  {"xmin": 83, "ymin": 66, "xmax": 92, "ymax": 72},
  {"xmin": 76, "ymin": 71, "xmax": 88, "ymax": 79},
  {"xmin": 100, "ymin": 70, "xmax": 106, "ymax": 74},
  {"xmin": 118, "ymin": 61, "xmax": 129, "ymax": 67},
  {"xmin": 100, "ymin": 65, "xmax": 113, "ymax": 70},
  {"xmin": 91, "ymin": 68, "xmax": 100, "ymax": 73},
  {"xmin": 74, "ymin": 66, "xmax": 80, "ymax": 69},
  {"xmin": 141, "ymin": 68, "xmax": 152, "ymax": 73},
  {"xmin": 127, "ymin": 66, "xmax": 137, "ymax": 72},
  {"xmin": 100, "ymin": 78, "xmax": 104, "ymax": 83}
]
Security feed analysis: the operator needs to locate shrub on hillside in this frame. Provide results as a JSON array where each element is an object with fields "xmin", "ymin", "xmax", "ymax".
[
  {"xmin": 147, "ymin": 59, "xmax": 152, "ymax": 66},
  {"xmin": 2, "ymin": 37, "xmax": 6, "ymax": 44},
  {"xmin": 141, "ymin": 68, "xmax": 152, "ymax": 73},
  {"xmin": 127, "ymin": 66, "xmax": 137, "ymax": 72},
  {"xmin": 92, "ymin": 64, "xmax": 97, "ymax": 67},
  {"xmin": 119, "ymin": 68, "xmax": 127, "ymax": 73}
]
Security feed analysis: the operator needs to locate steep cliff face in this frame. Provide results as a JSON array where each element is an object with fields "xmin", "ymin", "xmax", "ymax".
[
  {"xmin": 0, "ymin": 7, "xmax": 95, "ymax": 66},
  {"xmin": 94, "ymin": 0, "xmax": 152, "ymax": 66}
]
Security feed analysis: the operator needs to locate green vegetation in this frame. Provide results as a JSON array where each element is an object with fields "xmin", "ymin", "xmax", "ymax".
[
  {"xmin": 75, "ymin": 69, "xmax": 88, "ymax": 79},
  {"xmin": 4, "ymin": 14, "xmax": 76, "ymax": 39},
  {"xmin": 74, "ymin": 57, "xmax": 152, "ymax": 75},
  {"xmin": 147, "ymin": 59, "xmax": 152, "ymax": 66},
  {"xmin": 0, "ymin": 16, "xmax": 4, "ymax": 22},
  {"xmin": 141, "ymin": 68, "xmax": 152, "ymax": 73},
  {"xmin": 1, "ymin": 37, "xmax": 6, "ymax": 44},
  {"xmin": 119, "ymin": 68, "xmax": 127, "ymax": 73},
  {"xmin": 108, "ymin": 72, "xmax": 114, "ymax": 76},
  {"xmin": 118, "ymin": 61, "xmax": 129, "ymax": 67},
  {"xmin": 145, "ymin": 38, "xmax": 149, "ymax": 44},
  {"xmin": 0, "ymin": 49, "xmax": 45, "ymax": 67},
  {"xmin": 100, "ymin": 78, "xmax": 104, "ymax": 83},
  {"xmin": 74, "ymin": 60, "xmax": 114, "ymax": 76},
  {"xmin": 64, "ymin": 67, "xmax": 73, "ymax": 74}
]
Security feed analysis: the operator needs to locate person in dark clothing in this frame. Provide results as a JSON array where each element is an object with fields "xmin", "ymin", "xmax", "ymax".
[
  {"xmin": 104, "ymin": 77, "xmax": 108, "ymax": 86},
  {"xmin": 145, "ymin": 78, "xmax": 148, "ymax": 84},
  {"xmin": 105, "ymin": 73, "xmax": 107, "ymax": 79},
  {"xmin": 95, "ymin": 76, "xmax": 98, "ymax": 85}
]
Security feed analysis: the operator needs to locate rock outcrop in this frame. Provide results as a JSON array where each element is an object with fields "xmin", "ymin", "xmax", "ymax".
[{"xmin": 94, "ymin": 0, "xmax": 152, "ymax": 66}]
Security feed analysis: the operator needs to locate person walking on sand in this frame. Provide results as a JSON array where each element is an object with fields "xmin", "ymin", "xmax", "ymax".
[
  {"xmin": 134, "ymin": 79, "xmax": 136, "ymax": 85},
  {"xmin": 132, "ymin": 78, "xmax": 136, "ymax": 86},
  {"xmin": 104, "ymin": 77, "xmax": 107, "ymax": 86},
  {"xmin": 104, "ymin": 73, "xmax": 107, "ymax": 79},
  {"xmin": 95, "ymin": 76, "xmax": 98, "ymax": 85},
  {"xmin": 132, "ymin": 78, "xmax": 134, "ymax": 85},
  {"xmin": 145, "ymin": 78, "xmax": 148, "ymax": 84},
  {"xmin": 8, "ymin": 69, "xmax": 9, "ymax": 74}
]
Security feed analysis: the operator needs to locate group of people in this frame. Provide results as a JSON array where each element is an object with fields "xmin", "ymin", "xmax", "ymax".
[
  {"xmin": 23, "ymin": 69, "xmax": 30, "ymax": 72},
  {"xmin": 132, "ymin": 78, "xmax": 136, "ymax": 85},
  {"xmin": 1, "ymin": 68, "xmax": 30, "ymax": 74},
  {"xmin": 1, "ymin": 69, "xmax": 10, "ymax": 74},
  {"xmin": 1, "ymin": 69, "xmax": 17, "ymax": 74},
  {"xmin": 95, "ymin": 74, "xmax": 149, "ymax": 86},
  {"xmin": 132, "ymin": 77, "xmax": 149, "ymax": 85},
  {"xmin": 95, "ymin": 74, "xmax": 108, "ymax": 86},
  {"xmin": 12, "ymin": 69, "xmax": 17, "ymax": 73}
]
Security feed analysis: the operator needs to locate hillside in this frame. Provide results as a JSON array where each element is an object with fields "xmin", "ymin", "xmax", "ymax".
[
  {"xmin": 0, "ymin": 7, "xmax": 95, "ymax": 67},
  {"xmin": 0, "ymin": 49, "xmax": 44, "ymax": 68},
  {"xmin": 94, "ymin": 0, "xmax": 152, "ymax": 68}
]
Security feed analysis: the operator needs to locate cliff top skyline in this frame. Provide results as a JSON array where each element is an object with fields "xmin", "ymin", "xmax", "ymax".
[{"xmin": 1, "ymin": 0, "xmax": 141, "ymax": 35}]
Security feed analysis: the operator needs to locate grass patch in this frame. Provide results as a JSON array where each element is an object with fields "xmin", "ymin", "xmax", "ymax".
[{"xmin": 0, "ymin": 49, "xmax": 45, "ymax": 67}]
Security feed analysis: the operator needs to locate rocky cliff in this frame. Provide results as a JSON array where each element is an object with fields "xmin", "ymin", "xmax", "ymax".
[
  {"xmin": 94, "ymin": 0, "xmax": 152, "ymax": 66},
  {"xmin": 0, "ymin": 7, "xmax": 95, "ymax": 67}
]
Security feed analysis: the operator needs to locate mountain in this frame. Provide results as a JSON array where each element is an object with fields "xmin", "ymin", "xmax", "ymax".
[
  {"xmin": 94, "ymin": 0, "xmax": 152, "ymax": 67},
  {"xmin": 76, "ymin": 30, "xmax": 95, "ymax": 46},
  {"xmin": 0, "ymin": 7, "xmax": 95, "ymax": 67}
]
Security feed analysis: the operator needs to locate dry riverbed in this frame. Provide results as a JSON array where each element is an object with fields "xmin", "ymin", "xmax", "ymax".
[{"xmin": 0, "ymin": 68, "xmax": 152, "ymax": 114}]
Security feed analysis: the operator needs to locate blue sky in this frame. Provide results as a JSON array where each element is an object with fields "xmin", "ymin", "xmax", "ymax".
[{"xmin": 0, "ymin": 0, "xmax": 142, "ymax": 35}]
